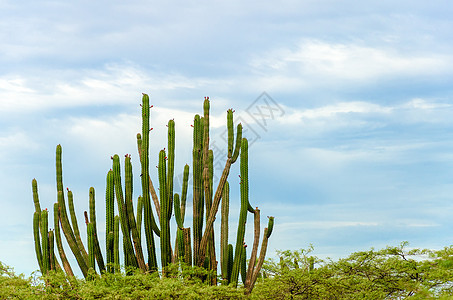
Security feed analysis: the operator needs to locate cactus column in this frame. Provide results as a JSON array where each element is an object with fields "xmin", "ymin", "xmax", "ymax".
[{"xmin": 140, "ymin": 94, "xmax": 158, "ymax": 271}]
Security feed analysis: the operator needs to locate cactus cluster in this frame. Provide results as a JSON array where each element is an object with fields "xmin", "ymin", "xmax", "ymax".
[{"xmin": 32, "ymin": 94, "xmax": 274, "ymax": 293}]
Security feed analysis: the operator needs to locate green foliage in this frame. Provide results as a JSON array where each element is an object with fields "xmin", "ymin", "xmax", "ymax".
[
  {"xmin": 253, "ymin": 242, "xmax": 453, "ymax": 299},
  {"xmin": 6, "ymin": 242, "xmax": 453, "ymax": 298},
  {"xmin": 0, "ymin": 262, "xmax": 246, "ymax": 299}
]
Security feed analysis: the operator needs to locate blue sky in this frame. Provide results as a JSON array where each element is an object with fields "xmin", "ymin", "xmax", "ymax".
[{"xmin": 1, "ymin": 0, "xmax": 453, "ymax": 276}]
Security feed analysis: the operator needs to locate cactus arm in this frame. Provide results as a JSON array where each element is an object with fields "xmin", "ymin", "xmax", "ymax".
[
  {"xmin": 87, "ymin": 222, "xmax": 96, "ymax": 273},
  {"xmin": 182, "ymin": 227, "xmax": 192, "ymax": 266},
  {"xmin": 124, "ymin": 156, "xmax": 147, "ymax": 272},
  {"xmin": 112, "ymin": 154, "xmax": 138, "ymax": 269},
  {"xmin": 53, "ymin": 203, "xmax": 74, "ymax": 277},
  {"xmin": 139, "ymin": 94, "xmax": 158, "ymax": 271},
  {"xmin": 246, "ymin": 216, "xmax": 275, "ymax": 294},
  {"xmin": 33, "ymin": 211, "xmax": 44, "ymax": 274},
  {"xmin": 105, "ymin": 169, "xmax": 115, "ymax": 273},
  {"xmin": 227, "ymin": 243, "xmax": 234, "ymax": 283},
  {"xmin": 192, "ymin": 114, "xmax": 203, "ymax": 265},
  {"xmin": 159, "ymin": 149, "xmax": 171, "ymax": 271},
  {"xmin": 176, "ymin": 228, "xmax": 185, "ymax": 262},
  {"xmin": 40, "ymin": 209, "xmax": 49, "ymax": 275},
  {"xmin": 32, "ymin": 179, "xmax": 41, "ymax": 225},
  {"xmin": 136, "ymin": 196, "xmax": 143, "ymax": 241},
  {"xmin": 174, "ymin": 193, "xmax": 183, "ymax": 229},
  {"xmin": 57, "ymin": 191, "xmax": 89, "ymax": 277},
  {"xmin": 67, "ymin": 189, "xmax": 89, "ymax": 262},
  {"xmin": 167, "ymin": 119, "xmax": 175, "ymax": 219},
  {"xmin": 231, "ymin": 123, "xmax": 242, "ymax": 163},
  {"xmin": 137, "ymin": 133, "xmax": 162, "ymax": 224},
  {"xmin": 180, "ymin": 164, "xmax": 189, "ymax": 222},
  {"xmin": 245, "ymin": 208, "xmax": 260, "ymax": 289},
  {"xmin": 220, "ymin": 181, "xmax": 229, "ymax": 284},
  {"xmin": 197, "ymin": 123, "xmax": 242, "ymax": 266},
  {"xmin": 56, "ymin": 145, "xmax": 90, "ymax": 272},
  {"xmin": 113, "ymin": 215, "xmax": 120, "ymax": 273},
  {"xmin": 89, "ymin": 187, "xmax": 106, "ymax": 273},
  {"xmin": 240, "ymin": 245, "xmax": 247, "ymax": 285},
  {"xmin": 227, "ymin": 109, "xmax": 234, "ymax": 158},
  {"xmin": 48, "ymin": 230, "xmax": 56, "ymax": 271},
  {"xmin": 231, "ymin": 138, "xmax": 250, "ymax": 287}
]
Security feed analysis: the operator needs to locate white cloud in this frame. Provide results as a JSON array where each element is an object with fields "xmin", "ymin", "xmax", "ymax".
[
  {"xmin": 276, "ymin": 98, "xmax": 453, "ymax": 130},
  {"xmin": 278, "ymin": 221, "xmax": 380, "ymax": 230},
  {"xmin": 249, "ymin": 40, "xmax": 452, "ymax": 87},
  {"xmin": 0, "ymin": 63, "xmax": 226, "ymax": 114}
]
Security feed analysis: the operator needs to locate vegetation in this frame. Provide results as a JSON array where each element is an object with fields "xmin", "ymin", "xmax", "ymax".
[
  {"xmin": 4, "ymin": 243, "xmax": 453, "ymax": 298},
  {"xmin": 254, "ymin": 242, "xmax": 453, "ymax": 299},
  {"xmin": 31, "ymin": 94, "xmax": 274, "ymax": 294}
]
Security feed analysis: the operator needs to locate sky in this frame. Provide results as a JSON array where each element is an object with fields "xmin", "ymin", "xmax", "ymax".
[{"xmin": 1, "ymin": 0, "xmax": 453, "ymax": 277}]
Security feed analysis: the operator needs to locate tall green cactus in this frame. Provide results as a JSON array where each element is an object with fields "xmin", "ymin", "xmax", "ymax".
[
  {"xmin": 159, "ymin": 149, "xmax": 171, "ymax": 271},
  {"xmin": 55, "ymin": 145, "xmax": 89, "ymax": 278},
  {"xmin": 136, "ymin": 196, "xmax": 144, "ymax": 241},
  {"xmin": 124, "ymin": 155, "xmax": 147, "ymax": 272},
  {"xmin": 53, "ymin": 203, "xmax": 73, "ymax": 277},
  {"xmin": 220, "ymin": 181, "xmax": 230, "ymax": 284},
  {"xmin": 192, "ymin": 113, "xmax": 203, "ymax": 265},
  {"xmin": 105, "ymin": 169, "xmax": 115, "ymax": 273},
  {"xmin": 33, "ymin": 211, "xmax": 43, "ymax": 274},
  {"xmin": 31, "ymin": 95, "xmax": 274, "ymax": 295},
  {"xmin": 231, "ymin": 138, "xmax": 250, "ymax": 286},
  {"xmin": 114, "ymin": 215, "xmax": 120, "ymax": 273},
  {"xmin": 140, "ymin": 94, "xmax": 158, "ymax": 272},
  {"xmin": 40, "ymin": 209, "xmax": 49, "ymax": 274},
  {"xmin": 112, "ymin": 154, "xmax": 139, "ymax": 269},
  {"xmin": 89, "ymin": 187, "xmax": 106, "ymax": 273},
  {"xmin": 197, "ymin": 113, "xmax": 242, "ymax": 267},
  {"xmin": 87, "ymin": 222, "xmax": 96, "ymax": 272},
  {"xmin": 67, "ymin": 188, "xmax": 88, "ymax": 263}
]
